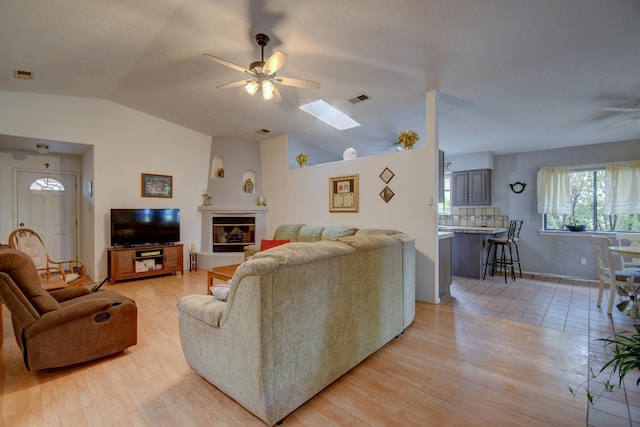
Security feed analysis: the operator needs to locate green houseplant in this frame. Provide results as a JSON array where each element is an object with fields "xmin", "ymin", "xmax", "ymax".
[{"xmin": 570, "ymin": 284, "xmax": 640, "ymax": 403}]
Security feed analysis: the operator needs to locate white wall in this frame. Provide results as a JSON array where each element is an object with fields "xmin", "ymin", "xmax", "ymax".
[
  {"xmin": 0, "ymin": 91, "xmax": 212, "ymax": 280},
  {"xmin": 259, "ymin": 134, "xmax": 439, "ymax": 302}
]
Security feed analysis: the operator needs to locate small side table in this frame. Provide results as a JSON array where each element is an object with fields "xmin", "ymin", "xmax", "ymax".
[{"xmin": 206, "ymin": 264, "xmax": 241, "ymax": 295}]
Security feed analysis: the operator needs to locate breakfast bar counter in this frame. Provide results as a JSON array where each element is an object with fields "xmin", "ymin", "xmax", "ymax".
[{"xmin": 440, "ymin": 226, "xmax": 508, "ymax": 279}]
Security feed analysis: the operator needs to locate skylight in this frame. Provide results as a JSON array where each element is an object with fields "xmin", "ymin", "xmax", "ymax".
[{"xmin": 299, "ymin": 100, "xmax": 361, "ymax": 131}]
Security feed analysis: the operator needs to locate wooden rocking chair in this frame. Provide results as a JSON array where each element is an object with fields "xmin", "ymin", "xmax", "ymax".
[{"xmin": 8, "ymin": 228, "xmax": 87, "ymax": 290}]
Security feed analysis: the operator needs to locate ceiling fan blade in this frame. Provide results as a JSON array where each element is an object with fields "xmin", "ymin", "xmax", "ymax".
[
  {"xmin": 601, "ymin": 106, "xmax": 640, "ymax": 113},
  {"xmin": 216, "ymin": 79, "xmax": 251, "ymax": 90},
  {"xmin": 599, "ymin": 117, "xmax": 640, "ymax": 130},
  {"xmin": 203, "ymin": 53, "xmax": 252, "ymax": 74},
  {"xmin": 274, "ymin": 77, "xmax": 321, "ymax": 89},
  {"xmin": 263, "ymin": 51, "xmax": 287, "ymax": 74},
  {"xmin": 271, "ymin": 85, "xmax": 282, "ymax": 103}
]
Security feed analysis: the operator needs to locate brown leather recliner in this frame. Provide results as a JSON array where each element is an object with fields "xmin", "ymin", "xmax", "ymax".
[{"xmin": 0, "ymin": 248, "xmax": 137, "ymax": 370}]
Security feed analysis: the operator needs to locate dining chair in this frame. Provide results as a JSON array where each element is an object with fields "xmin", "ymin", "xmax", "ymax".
[
  {"xmin": 592, "ymin": 236, "xmax": 640, "ymax": 314},
  {"xmin": 615, "ymin": 233, "xmax": 640, "ymax": 269}
]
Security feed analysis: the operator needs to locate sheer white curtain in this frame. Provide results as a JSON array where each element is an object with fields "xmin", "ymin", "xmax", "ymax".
[
  {"xmin": 536, "ymin": 167, "xmax": 572, "ymax": 214},
  {"xmin": 605, "ymin": 161, "xmax": 640, "ymax": 215}
]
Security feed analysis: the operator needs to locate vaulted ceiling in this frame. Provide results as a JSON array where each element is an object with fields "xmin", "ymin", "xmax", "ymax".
[{"xmin": 1, "ymin": 0, "xmax": 639, "ymax": 159}]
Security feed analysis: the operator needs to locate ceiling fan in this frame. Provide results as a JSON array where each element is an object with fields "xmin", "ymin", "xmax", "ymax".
[
  {"xmin": 600, "ymin": 99, "xmax": 640, "ymax": 129},
  {"xmin": 203, "ymin": 33, "xmax": 320, "ymax": 102}
]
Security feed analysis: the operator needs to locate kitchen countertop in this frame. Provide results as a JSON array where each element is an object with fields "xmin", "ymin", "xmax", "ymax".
[
  {"xmin": 438, "ymin": 231, "xmax": 454, "ymax": 240},
  {"xmin": 438, "ymin": 226, "xmax": 507, "ymax": 235}
]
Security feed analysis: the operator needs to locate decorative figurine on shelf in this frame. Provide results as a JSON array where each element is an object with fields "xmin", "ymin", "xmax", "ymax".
[
  {"xmin": 257, "ymin": 196, "xmax": 266, "ymax": 206},
  {"xmin": 395, "ymin": 130, "xmax": 420, "ymax": 150},
  {"xmin": 216, "ymin": 167, "xmax": 224, "ymax": 178},
  {"xmin": 201, "ymin": 190, "xmax": 212, "ymax": 206},
  {"xmin": 296, "ymin": 152, "xmax": 309, "ymax": 167},
  {"xmin": 243, "ymin": 178, "xmax": 254, "ymax": 193}
]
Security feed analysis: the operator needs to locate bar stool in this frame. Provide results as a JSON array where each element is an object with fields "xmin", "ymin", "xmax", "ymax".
[{"xmin": 483, "ymin": 220, "xmax": 524, "ymax": 283}]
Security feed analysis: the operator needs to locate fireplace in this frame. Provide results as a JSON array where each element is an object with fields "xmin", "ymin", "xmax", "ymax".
[
  {"xmin": 212, "ymin": 216, "xmax": 255, "ymax": 252},
  {"xmin": 198, "ymin": 206, "xmax": 268, "ymax": 268}
]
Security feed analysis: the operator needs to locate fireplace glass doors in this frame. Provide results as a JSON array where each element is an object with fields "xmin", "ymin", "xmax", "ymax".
[{"xmin": 212, "ymin": 216, "xmax": 255, "ymax": 252}]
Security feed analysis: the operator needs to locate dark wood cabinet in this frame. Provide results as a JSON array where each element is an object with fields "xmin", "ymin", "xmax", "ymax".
[
  {"xmin": 108, "ymin": 244, "xmax": 183, "ymax": 283},
  {"xmin": 451, "ymin": 169, "xmax": 491, "ymax": 206}
]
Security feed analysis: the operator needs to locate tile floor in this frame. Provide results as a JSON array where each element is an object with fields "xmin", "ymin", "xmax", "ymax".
[{"xmin": 440, "ymin": 273, "xmax": 640, "ymax": 427}]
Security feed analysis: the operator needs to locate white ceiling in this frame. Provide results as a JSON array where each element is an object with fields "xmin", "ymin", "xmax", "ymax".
[{"xmin": 1, "ymin": 0, "xmax": 639, "ymax": 159}]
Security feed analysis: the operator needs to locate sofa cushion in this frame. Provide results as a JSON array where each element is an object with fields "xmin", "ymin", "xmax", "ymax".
[
  {"xmin": 260, "ymin": 239, "xmax": 290, "ymax": 251},
  {"xmin": 321, "ymin": 226, "xmax": 358, "ymax": 241},
  {"xmin": 273, "ymin": 224, "xmax": 305, "ymax": 242},
  {"xmin": 355, "ymin": 228, "xmax": 400, "ymax": 236},
  {"xmin": 212, "ymin": 286, "xmax": 230, "ymax": 301},
  {"xmin": 0, "ymin": 248, "xmax": 60, "ymax": 314},
  {"xmin": 298, "ymin": 225, "xmax": 325, "ymax": 242}
]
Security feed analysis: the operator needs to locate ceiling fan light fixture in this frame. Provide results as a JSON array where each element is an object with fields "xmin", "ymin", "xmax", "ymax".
[
  {"xmin": 245, "ymin": 80, "xmax": 259, "ymax": 96},
  {"xmin": 262, "ymin": 80, "xmax": 275, "ymax": 100}
]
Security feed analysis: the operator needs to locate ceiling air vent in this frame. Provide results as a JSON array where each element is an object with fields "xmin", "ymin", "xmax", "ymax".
[
  {"xmin": 13, "ymin": 69, "xmax": 34, "ymax": 80},
  {"xmin": 348, "ymin": 93, "xmax": 370, "ymax": 104},
  {"xmin": 256, "ymin": 128, "xmax": 271, "ymax": 134}
]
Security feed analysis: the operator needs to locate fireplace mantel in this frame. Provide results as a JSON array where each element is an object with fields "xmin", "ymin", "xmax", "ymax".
[{"xmin": 197, "ymin": 205, "xmax": 268, "ymax": 268}]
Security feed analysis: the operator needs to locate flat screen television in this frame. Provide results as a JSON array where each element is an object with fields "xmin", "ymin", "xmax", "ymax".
[{"xmin": 110, "ymin": 208, "xmax": 180, "ymax": 247}]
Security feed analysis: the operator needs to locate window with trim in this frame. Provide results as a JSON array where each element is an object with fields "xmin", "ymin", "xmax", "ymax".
[
  {"xmin": 29, "ymin": 177, "xmax": 65, "ymax": 191},
  {"xmin": 438, "ymin": 173, "xmax": 451, "ymax": 215},
  {"xmin": 538, "ymin": 162, "xmax": 640, "ymax": 232}
]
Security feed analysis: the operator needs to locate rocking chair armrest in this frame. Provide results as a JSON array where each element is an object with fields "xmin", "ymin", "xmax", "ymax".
[
  {"xmin": 37, "ymin": 266, "xmax": 66, "ymax": 281},
  {"xmin": 25, "ymin": 298, "xmax": 114, "ymax": 337},
  {"xmin": 48, "ymin": 258, "xmax": 87, "ymax": 274}
]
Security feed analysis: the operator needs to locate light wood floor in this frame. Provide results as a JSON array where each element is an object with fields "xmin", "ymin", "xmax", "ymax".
[{"xmin": 0, "ymin": 270, "xmax": 587, "ymax": 426}]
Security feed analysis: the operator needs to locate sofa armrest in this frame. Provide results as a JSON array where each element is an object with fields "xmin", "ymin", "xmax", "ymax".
[
  {"xmin": 49, "ymin": 286, "xmax": 91, "ymax": 302},
  {"xmin": 25, "ymin": 298, "xmax": 115, "ymax": 338},
  {"xmin": 243, "ymin": 244, "xmax": 259, "ymax": 261}
]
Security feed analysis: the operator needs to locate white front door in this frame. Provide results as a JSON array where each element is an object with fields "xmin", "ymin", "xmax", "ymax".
[{"xmin": 16, "ymin": 170, "xmax": 78, "ymax": 260}]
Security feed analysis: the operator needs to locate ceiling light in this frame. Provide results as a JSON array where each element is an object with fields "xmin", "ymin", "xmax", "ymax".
[
  {"xmin": 245, "ymin": 80, "xmax": 259, "ymax": 96},
  {"xmin": 262, "ymin": 80, "xmax": 275, "ymax": 101},
  {"xmin": 36, "ymin": 144, "xmax": 49, "ymax": 154},
  {"xmin": 299, "ymin": 100, "xmax": 361, "ymax": 131}
]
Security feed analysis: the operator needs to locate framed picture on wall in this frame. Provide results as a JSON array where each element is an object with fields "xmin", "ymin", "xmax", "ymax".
[
  {"xmin": 141, "ymin": 173, "xmax": 172, "ymax": 198},
  {"xmin": 329, "ymin": 174, "xmax": 359, "ymax": 212}
]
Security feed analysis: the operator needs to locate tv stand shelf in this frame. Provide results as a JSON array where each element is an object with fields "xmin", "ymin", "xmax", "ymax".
[{"xmin": 108, "ymin": 243, "xmax": 183, "ymax": 283}]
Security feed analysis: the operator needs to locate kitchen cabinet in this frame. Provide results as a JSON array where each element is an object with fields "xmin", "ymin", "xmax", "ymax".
[{"xmin": 451, "ymin": 169, "xmax": 491, "ymax": 206}]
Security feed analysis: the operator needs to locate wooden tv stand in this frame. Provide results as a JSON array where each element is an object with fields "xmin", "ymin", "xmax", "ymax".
[{"xmin": 108, "ymin": 243, "xmax": 184, "ymax": 283}]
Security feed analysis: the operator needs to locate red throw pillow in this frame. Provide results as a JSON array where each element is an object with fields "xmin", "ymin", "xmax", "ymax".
[{"xmin": 260, "ymin": 239, "xmax": 290, "ymax": 251}]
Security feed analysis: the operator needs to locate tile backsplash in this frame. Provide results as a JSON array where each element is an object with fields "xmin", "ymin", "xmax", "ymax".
[{"xmin": 438, "ymin": 207, "xmax": 509, "ymax": 228}]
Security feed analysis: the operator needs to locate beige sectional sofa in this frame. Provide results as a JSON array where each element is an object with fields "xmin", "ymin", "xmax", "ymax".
[
  {"xmin": 243, "ymin": 223, "xmax": 360, "ymax": 260},
  {"xmin": 177, "ymin": 226, "xmax": 415, "ymax": 426}
]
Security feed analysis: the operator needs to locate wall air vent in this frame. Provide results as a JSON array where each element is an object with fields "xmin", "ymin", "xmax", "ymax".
[
  {"xmin": 348, "ymin": 93, "xmax": 370, "ymax": 104},
  {"xmin": 13, "ymin": 69, "xmax": 34, "ymax": 80},
  {"xmin": 256, "ymin": 129, "xmax": 271, "ymax": 134}
]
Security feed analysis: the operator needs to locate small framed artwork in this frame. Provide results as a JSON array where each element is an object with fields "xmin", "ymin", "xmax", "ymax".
[
  {"xmin": 141, "ymin": 173, "xmax": 172, "ymax": 198},
  {"xmin": 379, "ymin": 167, "xmax": 395, "ymax": 184},
  {"xmin": 329, "ymin": 174, "xmax": 359, "ymax": 212},
  {"xmin": 380, "ymin": 186, "xmax": 395, "ymax": 203}
]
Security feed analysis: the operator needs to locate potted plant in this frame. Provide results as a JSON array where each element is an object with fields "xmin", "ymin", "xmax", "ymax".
[
  {"xmin": 570, "ymin": 282, "xmax": 640, "ymax": 403},
  {"xmin": 565, "ymin": 216, "xmax": 587, "ymax": 232}
]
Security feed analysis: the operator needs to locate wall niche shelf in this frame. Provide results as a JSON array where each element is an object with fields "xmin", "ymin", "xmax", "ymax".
[
  {"xmin": 212, "ymin": 155, "xmax": 225, "ymax": 178},
  {"xmin": 242, "ymin": 170, "xmax": 257, "ymax": 193}
]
